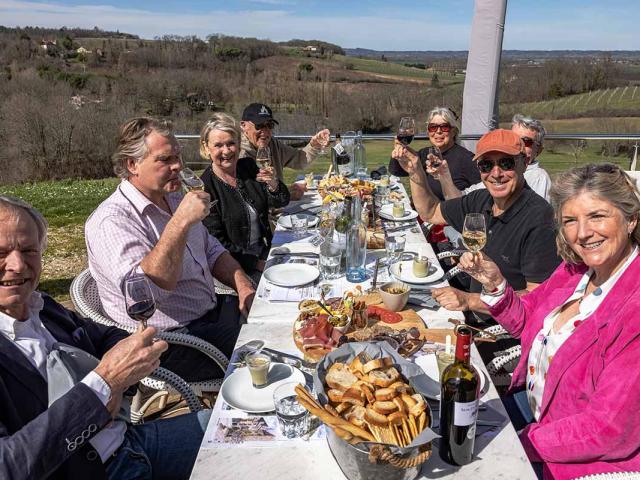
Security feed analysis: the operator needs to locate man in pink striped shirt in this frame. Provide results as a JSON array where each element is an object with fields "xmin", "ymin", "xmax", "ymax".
[{"xmin": 85, "ymin": 117, "xmax": 255, "ymax": 381}]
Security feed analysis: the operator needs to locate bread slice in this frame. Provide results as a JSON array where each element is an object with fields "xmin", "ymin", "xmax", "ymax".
[
  {"xmin": 368, "ymin": 367, "xmax": 400, "ymax": 388},
  {"xmin": 365, "ymin": 407, "xmax": 389, "ymax": 427},
  {"xmin": 374, "ymin": 387, "xmax": 397, "ymax": 402},
  {"xmin": 345, "ymin": 405, "xmax": 366, "ymax": 428},
  {"xmin": 373, "ymin": 400, "xmax": 398, "ymax": 415},
  {"xmin": 362, "ymin": 357, "xmax": 394, "ymax": 374},
  {"xmin": 327, "ymin": 389, "xmax": 344, "ymax": 403},
  {"xmin": 341, "ymin": 386, "xmax": 365, "ymax": 406},
  {"xmin": 326, "ymin": 363, "xmax": 358, "ymax": 391}
]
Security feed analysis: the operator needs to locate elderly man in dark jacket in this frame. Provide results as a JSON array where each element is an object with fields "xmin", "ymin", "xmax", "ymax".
[{"xmin": 0, "ymin": 195, "xmax": 209, "ymax": 480}]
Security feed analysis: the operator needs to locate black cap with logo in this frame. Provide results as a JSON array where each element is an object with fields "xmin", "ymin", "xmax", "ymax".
[{"xmin": 241, "ymin": 103, "xmax": 279, "ymax": 127}]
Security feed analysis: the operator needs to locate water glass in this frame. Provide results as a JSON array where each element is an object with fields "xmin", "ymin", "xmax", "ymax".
[
  {"xmin": 356, "ymin": 167, "xmax": 368, "ymax": 181},
  {"xmin": 291, "ymin": 215, "xmax": 308, "ymax": 239},
  {"xmin": 436, "ymin": 350, "xmax": 454, "ymax": 380},
  {"xmin": 385, "ymin": 234, "xmax": 406, "ymax": 270},
  {"xmin": 274, "ymin": 382, "xmax": 310, "ymax": 439},
  {"xmin": 305, "ymin": 172, "xmax": 315, "ymax": 188},
  {"xmin": 379, "ymin": 174, "xmax": 390, "ymax": 187},
  {"xmin": 320, "ymin": 248, "xmax": 342, "ymax": 280},
  {"xmin": 246, "ymin": 352, "xmax": 271, "ymax": 389}
]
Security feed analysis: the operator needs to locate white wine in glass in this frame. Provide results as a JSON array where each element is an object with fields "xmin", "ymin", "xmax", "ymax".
[
  {"xmin": 462, "ymin": 213, "xmax": 487, "ymax": 253},
  {"xmin": 179, "ymin": 168, "xmax": 205, "ymax": 192},
  {"xmin": 256, "ymin": 146, "xmax": 272, "ymax": 170}
]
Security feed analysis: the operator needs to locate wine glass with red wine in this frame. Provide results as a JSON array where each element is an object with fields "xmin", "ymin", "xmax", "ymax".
[
  {"xmin": 397, "ymin": 117, "xmax": 416, "ymax": 146},
  {"xmin": 124, "ymin": 275, "xmax": 156, "ymax": 330}
]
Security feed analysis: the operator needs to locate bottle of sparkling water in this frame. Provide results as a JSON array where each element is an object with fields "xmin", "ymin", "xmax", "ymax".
[
  {"xmin": 354, "ymin": 130, "xmax": 367, "ymax": 179},
  {"xmin": 346, "ymin": 195, "xmax": 367, "ymax": 282}
]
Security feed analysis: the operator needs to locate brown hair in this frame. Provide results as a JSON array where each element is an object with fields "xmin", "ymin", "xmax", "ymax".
[
  {"xmin": 550, "ymin": 163, "xmax": 640, "ymax": 264},
  {"xmin": 112, "ymin": 117, "xmax": 174, "ymax": 178}
]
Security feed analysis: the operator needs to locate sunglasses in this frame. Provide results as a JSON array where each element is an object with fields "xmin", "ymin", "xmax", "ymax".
[
  {"xmin": 255, "ymin": 122, "xmax": 276, "ymax": 130},
  {"xmin": 477, "ymin": 156, "xmax": 518, "ymax": 174},
  {"xmin": 427, "ymin": 123, "xmax": 452, "ymax": 133}
]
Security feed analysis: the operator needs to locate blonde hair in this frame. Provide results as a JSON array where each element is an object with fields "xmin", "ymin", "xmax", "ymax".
[
  {"xmin": 199, "ymin": 113, "xmax": 241, "ymax": 160},
  {"xmin": 112, "ymin": 117, "xmax": 173, "ymax": 179},
  {"xmin": 551, "ymin": 163, "xmax": 640, "ymax": 264}
]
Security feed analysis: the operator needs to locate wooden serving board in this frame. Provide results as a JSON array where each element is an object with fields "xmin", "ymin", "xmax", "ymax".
[{"xmin": 292, "ymin": 300, "xmax": 455, "ymax": 363}]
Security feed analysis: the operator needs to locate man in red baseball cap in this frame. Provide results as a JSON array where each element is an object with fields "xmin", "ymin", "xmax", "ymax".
[{"xmin": 392, "ymin": 128, "xmax": 559, "ymax": 322}]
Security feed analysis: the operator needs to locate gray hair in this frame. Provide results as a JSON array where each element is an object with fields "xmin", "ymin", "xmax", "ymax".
[
  {"xmin": 112, "ymin": 117, "xmax": 174, "ymax": 179},
  {"xmin": 0, "ymin": 196, "xmax": 48, "ymax": 251},
  {"xmin": 550, "ymin": 163, "xmax": 640, "ymax": 264},
  {"xmin": 427, "ymin": 106, "xmax": 460, "ymax": 143},
  {"xmin": 199, "ymin": 112, "xmax": 241, "ymax": 160},
  {"xmin": 512, "ymin": 114, "xmax": 546, "ymax": 144}
]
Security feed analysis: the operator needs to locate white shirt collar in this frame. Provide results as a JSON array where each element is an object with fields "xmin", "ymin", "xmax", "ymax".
[{"xmin": 0, "ymin": 292, "xmax": 45, "ymax": 340}]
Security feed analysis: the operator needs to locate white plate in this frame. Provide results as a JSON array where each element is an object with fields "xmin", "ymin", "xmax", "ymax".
[
  {"xmin": 263, "ymin": 263, "xmax": 319, "ymax": 287},
  {"xmin": 389, "ymin": 260, "xmax": 444, "ymax": 284},
  {"xmin": 414, "ymin": 353, "xmax": 488, "ymax": 400},
  {"xmin": 221, "ymin": 363, "xmax": 307, "ymax": 413},
  {"xmin": 378, "ymin": 204, "xmax": 418, "ymax": 221},
  {"xmin": 277, "ymin": 214, "xmax": 319, "ymax": 230}
]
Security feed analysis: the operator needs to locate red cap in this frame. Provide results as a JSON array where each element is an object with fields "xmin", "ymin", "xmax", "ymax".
[{"xmin": 472, "ymin": 129, "xmax": 523, "ymax": 161}]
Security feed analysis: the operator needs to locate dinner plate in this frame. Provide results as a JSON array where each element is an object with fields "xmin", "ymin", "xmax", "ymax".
[
  {"xmin": 389, "ymin": 260, "xmax": 444, "ymax": 284},
  {"xmin": 221, "ymin": 363, "xmax": 307, "ymax": 413},
  {"xmin": 277, "ymin": 214, "xmax": 319, "ymax": 230},
  {"xmin": 378, "ymin": 204, "xmax": 418, "ymax": 221},
  {"xmin": 414, "ymin": 353, "xmax": 489, "ymax": 400},
  {"xmin": 263, "ymin": 263, "xmax": 319, "ymax": 287}
]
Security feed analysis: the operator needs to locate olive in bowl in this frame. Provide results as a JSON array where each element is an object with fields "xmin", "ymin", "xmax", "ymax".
[{"xmin": 379, "ymin": 281, "xmax": 410, "ymax": 312}]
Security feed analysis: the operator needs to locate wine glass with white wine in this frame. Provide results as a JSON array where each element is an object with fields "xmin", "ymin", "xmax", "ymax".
[
  {"xmin": 462, "ymin": 213, "xmax": 487, "ymax": 255},
  {"xmin": 256, "ymin": 146, "xmax": 272, "ymax": 171},
  {"xmin": 179, "ymin": 167, "xmax": 205, "ymax": 192}
]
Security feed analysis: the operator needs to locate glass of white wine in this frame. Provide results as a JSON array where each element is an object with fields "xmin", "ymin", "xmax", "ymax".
[
  {"xmin": 179, "ymin": 167, "xmax": 205, "ymax": 192},
  {"xmin": 256, "ymin": 146, "xmax": 272, "ymax": 170},
  {"xmin": 462, "ymin": 213, "xmax": 487, "ymax": 254}
]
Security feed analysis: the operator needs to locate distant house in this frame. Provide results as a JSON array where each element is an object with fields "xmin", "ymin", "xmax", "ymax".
[
  {"xmin": 39, "ymin": 39, "xmax": 57, "ymax": 51},
  {"xmin": 77, "ymin": 46, "xmax": 92, "ymax": 55},
  {"xmin": 303, "ymin": 45, "xmax": 318, "ymax": 52}
]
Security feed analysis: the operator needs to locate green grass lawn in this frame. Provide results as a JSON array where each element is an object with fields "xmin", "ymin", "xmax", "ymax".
[{"xmin": 0, "ymin": 139, "xmax": 630, "ymax": 302}]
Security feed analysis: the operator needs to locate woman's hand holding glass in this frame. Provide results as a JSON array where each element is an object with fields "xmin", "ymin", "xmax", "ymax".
[
  {"xmin": 426, "ymin": 156, "xmax": 450, "ymax": 181},
  {"xmin": 256, "ymin": 165, "xmax": 279, "ymax": 192},
  {"xmin": 458, "ymin": 251, "xmax": 505, "ymax": 292},
  {"xmin": 391, "ymin": 141, "xmax": 422, "ymax": 177}
]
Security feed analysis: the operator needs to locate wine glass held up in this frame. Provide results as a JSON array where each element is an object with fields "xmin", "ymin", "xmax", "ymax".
[
  {"xmin": 255, "ymin": 146, "xmax": 272, "ymax": 171},
  {"xmin": 179, "ymin": 167, "xmax": 205, "ymax": 192},
  {"xmin": 397, "ymin": 117, "xmax": 416, "ymax": 146},
  {"xmin": 427, "ymin": 146, "xmax": 444, "ymax": 180},
  {"xmin": 462, "ymin": 213, "xmax": 487, "ymax": 256},
  {"xmin": 125, "ymin": 275, "xmax": 156, "ymax": 330}
]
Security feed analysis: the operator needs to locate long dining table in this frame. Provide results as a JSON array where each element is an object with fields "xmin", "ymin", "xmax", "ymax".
[{"xmin": 190, "ymin": 183, "xmax": 536, "ymax": 480}]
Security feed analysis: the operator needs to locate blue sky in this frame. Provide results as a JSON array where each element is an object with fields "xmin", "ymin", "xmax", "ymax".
[{"xmin": 1, "ymin": 0, "xmax": 638, "ymax": 50}]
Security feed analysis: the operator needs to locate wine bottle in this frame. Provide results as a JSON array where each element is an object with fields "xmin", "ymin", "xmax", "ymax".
[
  {"xmin": 439, "ymin": 326, "xmax": 480, "ymax": 466},
  {"xmin": 332, "ymin": 132, "xmax": 353, "ymax": 177}
]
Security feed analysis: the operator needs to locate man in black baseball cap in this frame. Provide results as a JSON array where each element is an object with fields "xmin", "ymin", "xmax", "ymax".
[{"xmin": 239, "ymin": 102, "xmax": 330, "ymax": 200}]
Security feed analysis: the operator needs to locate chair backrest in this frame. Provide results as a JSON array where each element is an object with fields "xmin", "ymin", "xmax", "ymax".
[{"xmin": 70, "ymin": 269, "xmax": 132, "ymax": 331}]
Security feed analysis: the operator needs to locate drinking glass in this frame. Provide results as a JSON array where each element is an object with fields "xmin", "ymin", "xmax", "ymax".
[
  {"xmin": 274, "ymin": 382, "xmax": 310, "ymax": 438},
  {"xmin": 436, "ymin": 350, "xmax": 455, "ymax": 380},
  {"xmin": 305, "ymin": 172, "xmax": 315, "ymax": 189},
  {"xmin": 462, "ymin": 213, "xmax": 487, "ymax": 254},
  {"xmin": 256, "ymin": 146, "xmax": 272, "ymax": 170},
  {"xmin": 291, "ymin": 214, "xmax": 308, "ymax": 239},
  {"xmin": 124, "ymin": 275, "xmax": 156, "ymax": 330},
  {"xmin": 385, "ymin": 234, "xmax": 406, "ymax": 273},
  {"xmin": 397, "ymin": 117, "xmax": 416, "ymax": 146},
  {"xmin": 318, "ymin": 211, "xmax": 335, "ymax": 240},
  {"xmin": 356, "ymin": 166, "xmax": 368, "ymax": 181},
  {"xmin": 315, "ymin": 122, "xmax": 330, "ymax": 155},
  {"xmin": 246, "ymin": 352, "xmax": 271, "ymax": 389},
  {"xmin": 179, "ymin": 167, "xmax": 205, "ymax": 192},
  {"xmin": 428, "ymin": 146, "xmax": 444, "ymax": 180},
  {"xmin": 319, "ymin": 243, "xmax": 342, "ymax": 280}
]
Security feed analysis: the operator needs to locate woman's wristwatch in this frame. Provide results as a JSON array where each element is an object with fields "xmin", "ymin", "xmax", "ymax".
[{"xmin": 481, "ymin": 279, "xmax": 507, "ymax": 297}]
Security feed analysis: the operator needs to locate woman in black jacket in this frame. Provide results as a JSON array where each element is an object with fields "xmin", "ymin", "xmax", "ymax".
[{"xmin": 199, "ymin": 113, "xmax": 290, "ymax": 277}]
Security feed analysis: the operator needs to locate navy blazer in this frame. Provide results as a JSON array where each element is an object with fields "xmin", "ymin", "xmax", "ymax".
[{"xmin": 0, "ymin": 294, "xmax": 129, "ymax": 480}]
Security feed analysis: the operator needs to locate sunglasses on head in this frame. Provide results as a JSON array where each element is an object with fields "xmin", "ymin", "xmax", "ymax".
[
  {"xmin": 477, "ymin": 156, "xmax": 518, "ymax": 174},
  {"xmin": 427, "ymin": 123, "xmax": 452, "ymax": 133}
]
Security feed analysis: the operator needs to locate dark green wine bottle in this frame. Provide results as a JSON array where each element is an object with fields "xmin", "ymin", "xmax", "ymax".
[{"xmin": 438, "ymin": 326, "xmax": 480, "ymax": 466}]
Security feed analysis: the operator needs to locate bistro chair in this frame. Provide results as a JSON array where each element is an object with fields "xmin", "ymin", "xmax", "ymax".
[{"xmin": 70, "ymin": 268, "xmax": 229, "ymax": 418}]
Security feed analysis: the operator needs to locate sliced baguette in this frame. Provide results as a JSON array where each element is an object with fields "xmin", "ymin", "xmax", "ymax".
[
  {"xmin": 373, "ymin": 400, "xmax": 398, "ymax": 415},
  {"xmin": 362, "ymin": 357, "xmax": 394, "ymax": 374},
  {"xmin": 326, "ymin": 363, "xmax": 359, "ymax": 391},
  {"xmin": 374, "ymin": 387, "xmax": 397, "ymax": 401},
  {"xmin": 327, "ymin": 389, "xmax": 344, "ymax": 403},
  {"xmin": 365, "ymin": 407, "xmax": 389, "ymax": 427},
  {"xmin": 368, "ymin": 367, "xmax": 400, "ymax": 388}
]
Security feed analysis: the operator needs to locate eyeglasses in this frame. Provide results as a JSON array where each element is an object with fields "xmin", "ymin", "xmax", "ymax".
[
  {"xmin": 427, "ymin": 123, "xmax": 452, "ymax": 133},
  {"xmin": 520, "ymin": 136, "xmax": 538, "ymax": 148},
  {"xmin": 477, "ymin": 156, "xmax": 518, "ymax": 174},
  {"xmin": 255, "ymin": 122, "xmax": 275, "ymax": 131}
]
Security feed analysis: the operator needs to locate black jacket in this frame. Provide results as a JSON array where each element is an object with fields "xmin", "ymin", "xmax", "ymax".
[
  {"xmin": 201, "ymin": 157, "xmax": 290, "ymax": 273},
  {"xmin": 0, "ymin": 294, "xmax": 129, "ymax": 480}
]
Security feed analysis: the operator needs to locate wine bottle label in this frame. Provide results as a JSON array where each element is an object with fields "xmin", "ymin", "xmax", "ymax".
[
  {"xmin": 333, "ymin": 143, "xmax": 346, "ymax": 155},
  {"xmin": 453, "ymin": 400, "xmax": 479, "ymax": 426}
]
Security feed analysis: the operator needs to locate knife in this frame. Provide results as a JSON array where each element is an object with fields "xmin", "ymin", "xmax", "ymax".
[{"xmin": 261, "ymin": 347, "xmax": 316, "ymax": 371}]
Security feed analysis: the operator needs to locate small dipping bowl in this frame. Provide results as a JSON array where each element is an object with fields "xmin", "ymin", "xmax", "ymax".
[{"xmin": 379, "ymin": 281, "xmax": 411, "ymax": 312}]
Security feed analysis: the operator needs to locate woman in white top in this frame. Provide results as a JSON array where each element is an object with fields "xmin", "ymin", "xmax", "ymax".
[{"xmin": 458, "ymin": 163, "xmax": 640, "ymax": 479}]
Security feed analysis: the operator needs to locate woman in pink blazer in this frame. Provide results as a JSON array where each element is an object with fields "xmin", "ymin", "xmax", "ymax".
[{"xmin": 460, "ymin": 163, "xmax": 640, "ymax": 479}]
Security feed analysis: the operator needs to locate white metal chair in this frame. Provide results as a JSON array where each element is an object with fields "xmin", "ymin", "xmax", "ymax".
[
  {"xmin": 70, "ymin": 269, "xmax": 229, "ymax": 417},
  {"xmin": 482, "ymin": 325, "xmax": 522, "ymax": 390}
]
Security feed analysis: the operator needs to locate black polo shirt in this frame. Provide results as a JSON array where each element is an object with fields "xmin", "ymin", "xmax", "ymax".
[
  {"xmin": 389, "ymin": 143, "xmax": 481, "ymax": 200},
  {"xmin": 440, "ymin": 185, "xmax": 560, "ymax": 293}
]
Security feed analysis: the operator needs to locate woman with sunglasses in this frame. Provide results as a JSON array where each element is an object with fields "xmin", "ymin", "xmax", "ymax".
[
  {"xmin": 455, "ymin": 163, "xmax": 640, "ymax": 479},
  {"xmin": 389, "ymin": 106, "xmax": 480, "ymax": 201}
]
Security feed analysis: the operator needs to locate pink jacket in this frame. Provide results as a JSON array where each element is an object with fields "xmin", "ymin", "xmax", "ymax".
[{"xmin": 489, "ymin": 257, "xmax": 640, "ymax": 479}]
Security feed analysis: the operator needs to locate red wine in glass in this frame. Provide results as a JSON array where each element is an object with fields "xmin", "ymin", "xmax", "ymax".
[
  {"xmin": 397, "ymin": 117, "xmax": 416, "ymax": 146},
  {"xmin": 124, "ymin": 275, "xmax": 156, "ymax": 329},
  {"xmin": 397, "ymin": 134, "xmax": 414, "ymax": 145}
]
